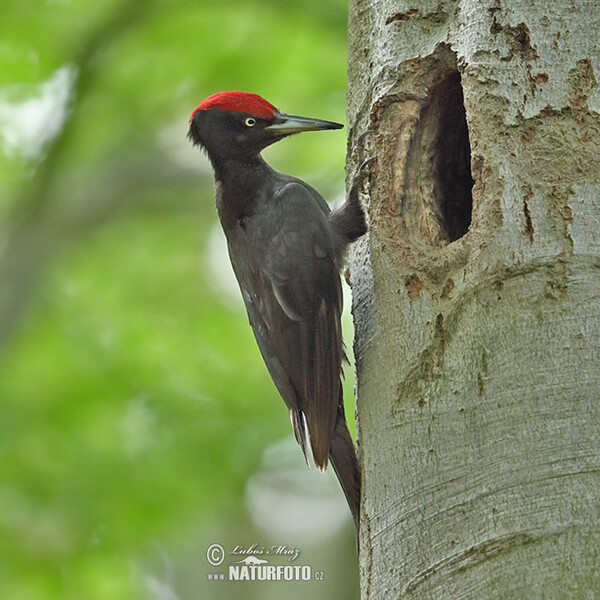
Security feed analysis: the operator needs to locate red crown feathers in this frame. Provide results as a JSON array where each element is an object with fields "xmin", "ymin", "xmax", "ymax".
[{"xmin": 190, "ymin": 91, "xmax": 278, "ymax": 124}]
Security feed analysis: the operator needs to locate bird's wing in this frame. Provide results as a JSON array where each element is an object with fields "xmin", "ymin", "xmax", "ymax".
[{"xmin": 245, "ymin": 182, "xmax": 343, "ymax": 469}]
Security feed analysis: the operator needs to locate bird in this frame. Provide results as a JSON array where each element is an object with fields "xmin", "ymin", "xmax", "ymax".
[{"xmin": 187, "ymin": 91, "xmax": 367, "ymax": 526}]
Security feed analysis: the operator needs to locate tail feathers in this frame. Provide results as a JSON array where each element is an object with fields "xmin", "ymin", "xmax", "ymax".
[
  {"xmin": 290, "ymin": 409, "xmax": 309, "ymax": 466},
  {"xmin": 290, "ymin": 396, "xmax": 360, "ymax": 528},
  {"xmin": 329, "ymin": 411, "xmax": 361, "ymax": 528}
]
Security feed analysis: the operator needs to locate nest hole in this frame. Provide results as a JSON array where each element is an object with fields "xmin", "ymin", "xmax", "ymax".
[
  {"xmin": 405, "ymin": 70, "xmax": 473, "ymax": 243},
  {"xmin": 429, "ymin": 72, "xmax": 473, "ymax": 241}
]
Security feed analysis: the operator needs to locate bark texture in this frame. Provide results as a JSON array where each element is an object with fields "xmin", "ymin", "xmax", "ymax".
[{"xmin": 346, "ymin": 1, "xmax": 600, "ymax": 597}]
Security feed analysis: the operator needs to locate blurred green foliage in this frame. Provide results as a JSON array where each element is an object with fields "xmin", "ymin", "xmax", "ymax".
[{"xmin": 0, "ymin": 0, "xmax": 358, "ymax": 598}]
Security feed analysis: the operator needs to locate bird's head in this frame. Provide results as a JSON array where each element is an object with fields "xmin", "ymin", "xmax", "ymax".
[{"xmin": 187, "ymin": 91, "xmax": 343, "ymax": 161}]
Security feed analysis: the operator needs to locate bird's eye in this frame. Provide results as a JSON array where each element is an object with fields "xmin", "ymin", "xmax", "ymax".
[{"xmin": 245, "ymin": 117, "xmax": 256, "ymax": 127}]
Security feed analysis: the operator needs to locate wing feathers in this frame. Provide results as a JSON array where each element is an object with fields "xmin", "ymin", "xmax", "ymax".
[
  {"xmin": 216, "ymin": 164, "xmax": 362, "ymax": 525},
  {"xmin": 248, "ymin": 182, "xmax": 343, "ymax": 469}
]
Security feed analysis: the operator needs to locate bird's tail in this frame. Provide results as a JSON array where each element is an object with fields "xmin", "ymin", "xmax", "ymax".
[{"xmin": 329, "ymin": 401, "xmax": 361, "ymax": 529}]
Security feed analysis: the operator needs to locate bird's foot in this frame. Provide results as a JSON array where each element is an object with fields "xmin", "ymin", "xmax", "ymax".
[
  {"xmin": 332, "ymin": 130, "xmax": 375, "ymax": 243},
  {"xmin": 350, "ymin": 130, "xmax": 375, "ymax": 193},
  {"xmin": 350, "ymin": 156, "xmax": 375, "ymax": 202},
  {"xmin": 352, "ymin": 129, "xmax": 374, "ymax": 166},
  {"xmin": 355, "ymin": 156, "xmax": 375, "ymax": 189}
]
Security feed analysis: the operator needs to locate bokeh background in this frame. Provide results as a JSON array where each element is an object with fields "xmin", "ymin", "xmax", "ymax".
[{"xmin": 0, "ymin": 0, "xmax": 359, "ymax": 598}]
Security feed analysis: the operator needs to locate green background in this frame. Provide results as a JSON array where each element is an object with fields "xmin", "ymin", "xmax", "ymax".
[{"xmin": 0, "ymin": 0, "xmax": 359, "ymax": 598}]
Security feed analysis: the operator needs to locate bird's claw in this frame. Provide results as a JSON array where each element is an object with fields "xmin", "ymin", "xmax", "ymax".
[
  {"xmin": 352, "ymin": 130, "xmax": 374, "ymax": 165},
  {"xmin": 347, "ymin": 130, "xmax": 374, "ymax": 212},
  {"xmin": 355, "ymin": 156, "xmax": 375, "ymax": 190},
  {"xmin": 352, "ymin": 130, "xmax": 375, "ymax": 190},
  {"xmin": 348, "ymin": 153, "xmax": 375, "ymax": 210},
  {"xmin": 359, "ymin": 156, "xmax": 375, "ymax": 172}
]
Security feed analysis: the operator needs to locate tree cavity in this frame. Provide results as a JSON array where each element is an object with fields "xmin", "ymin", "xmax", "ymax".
[{"xmin": 405, "ymin": 70, "xmax": 473, "ymax": 244}]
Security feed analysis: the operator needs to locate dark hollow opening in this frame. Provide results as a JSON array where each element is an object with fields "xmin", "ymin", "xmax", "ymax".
[{"xmin": 430, "ymin": 71, "xmax": 473, "ymax": 242}]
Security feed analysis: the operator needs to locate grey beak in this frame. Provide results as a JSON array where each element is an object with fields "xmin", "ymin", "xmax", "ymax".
[{"xmin": 265, "ymin": 112, "xmax": 343, "ymax": 135}]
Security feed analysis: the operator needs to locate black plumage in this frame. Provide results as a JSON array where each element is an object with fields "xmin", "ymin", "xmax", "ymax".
[{"xmin": 188, "ymin": 91, "xmax": 366, "ymax": 525}]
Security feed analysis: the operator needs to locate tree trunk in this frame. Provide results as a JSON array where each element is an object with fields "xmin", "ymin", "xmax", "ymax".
[{"xmin": 347, "ymin": 1, "xmax": 600, "ymax": 597}]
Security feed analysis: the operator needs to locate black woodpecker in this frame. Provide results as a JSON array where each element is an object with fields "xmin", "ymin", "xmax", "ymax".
[{"xmin": 188, "ymin": 91, "xmax": 367, "ymax": 526}]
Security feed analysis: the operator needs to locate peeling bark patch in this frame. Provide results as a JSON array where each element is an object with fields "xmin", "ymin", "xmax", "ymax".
[
  {"xmin": 567, "ymin": 59, "xmax": 597, "ymax": 110},
  {"xmin": 432, "ymin": 313, "xmax": 445, "ymax": 368},
  {"xmin": 523, "ymin": 191, "xmax": 534, "ymax": 243},
  {"xmin": 402, "ymin": 532, "xmax": 536, "ymax": 594},
  {"xmin": 385, "ymin": 9, "xmax": 418, "ymax": 24},
  {"xmin": 405, "ymin": 273, "xmax": 423, "ymax": 299},
  {"xmin": 385, "ymin": 4, "xmax": 448, "ymax": 26},
  {"xmin": 477, "ymin": 372, "xmax": 485, "ymax": 396},
  {"xmin": 530, "ymin": 72, "xmax": 549, "ymax": 96},
  {"xmin": 490, "ymin": 19, "xmax": 539, "ymax": 62},
  {"xmin": 477, "ymin": 347, "xmax": 488, "ymax": 396}
]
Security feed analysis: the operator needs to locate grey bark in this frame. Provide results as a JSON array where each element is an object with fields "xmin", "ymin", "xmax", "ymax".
[{"xmin": 346, "ymin": 1, "xmax": 600, "ymax": 598}]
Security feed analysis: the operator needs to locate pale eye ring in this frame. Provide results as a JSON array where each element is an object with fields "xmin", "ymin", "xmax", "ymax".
[{"xmin": 245, "ymin": 117, "xmax": 256, "ymax": 127}]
